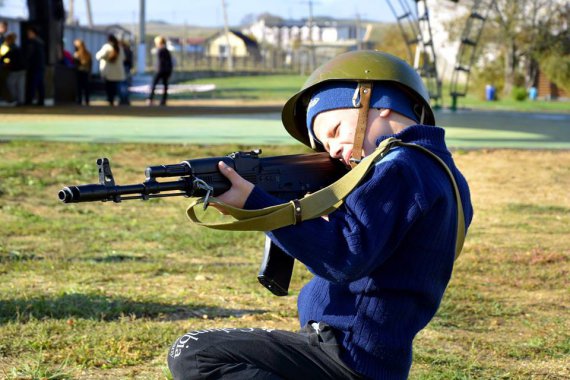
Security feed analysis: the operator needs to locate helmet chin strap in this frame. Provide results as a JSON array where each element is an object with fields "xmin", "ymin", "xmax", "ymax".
[{"xmin": 350, "ymin": 82, "xmax": 373, "ymax": 169}]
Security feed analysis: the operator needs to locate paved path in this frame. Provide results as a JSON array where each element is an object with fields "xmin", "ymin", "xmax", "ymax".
[{"xmin": 1, "ymin": 104, "xmax": 569, "ymax": 149}]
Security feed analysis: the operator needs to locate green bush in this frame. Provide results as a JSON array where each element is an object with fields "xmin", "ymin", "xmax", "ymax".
[{"xmin": 511, "ymin": 86, "xmax": 527, "ymax": 101}]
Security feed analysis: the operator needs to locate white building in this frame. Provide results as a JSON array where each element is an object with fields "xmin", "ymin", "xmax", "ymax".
[{"xmin": 244, "ymin": 15, "xmax": 371, "ymax": 51}]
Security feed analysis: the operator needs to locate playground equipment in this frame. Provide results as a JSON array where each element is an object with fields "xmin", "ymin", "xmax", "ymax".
[
  {"xmin": 386, "ymin": 0, "xmax": 495, "ymax": 110},
  {"xmin": 386, "ymin": 0, "xmax": 442, "ymax": 108},
  {"xmin": 449, "ymin": 0, "xmax": 495, "ymax": 110}
]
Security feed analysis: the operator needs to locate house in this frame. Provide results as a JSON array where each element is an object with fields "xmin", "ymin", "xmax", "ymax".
[
  {"xmin": 184, "ymin": 37, "xmax": 206, "ymax": 54},
  {"xmin": 245, "ymin": 14, "xmax": 370, "ymax": 52},
  {"xmin": 205, "ymin": 29, "xmax": 260, "ymax": 60}
]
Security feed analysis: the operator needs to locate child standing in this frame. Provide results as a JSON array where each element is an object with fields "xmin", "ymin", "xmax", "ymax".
[
  {"xmin": 148, "ymin": 36, "xmax": 173, "ymax": 106},
  {"xmin": 168, "ymin": 50, "xmax": 474, "ymax": 380}
]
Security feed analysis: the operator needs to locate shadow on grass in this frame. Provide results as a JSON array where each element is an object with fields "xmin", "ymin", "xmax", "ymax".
[
  {"xmin": 0, "ymin": 103, "xmax": 282, "ymax": 117},
  {"xmin": 0, "ymin": 293, "xmax": 266, "ymax": 323},
  {"xmin": 0, "ymin": 251, "xmax": 44, "ymax": 262},
  {"xmin": 86, "ymin": 254, "xmax": 149, "ymax": 263}
]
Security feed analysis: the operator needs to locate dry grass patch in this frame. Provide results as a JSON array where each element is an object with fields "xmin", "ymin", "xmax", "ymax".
[{"xmin": 1, "ymin": 141, "xmax": 568, "ymax": 379}]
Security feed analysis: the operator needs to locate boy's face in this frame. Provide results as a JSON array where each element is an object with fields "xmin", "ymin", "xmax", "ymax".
[{"xmin": 313, "ymin": 108, "xmax": 391, "ymax": 165}]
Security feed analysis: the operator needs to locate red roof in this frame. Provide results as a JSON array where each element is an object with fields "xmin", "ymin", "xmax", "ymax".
[{"xmin": 186, "ymin": 37, "xmax": 206, "ymax": 45}]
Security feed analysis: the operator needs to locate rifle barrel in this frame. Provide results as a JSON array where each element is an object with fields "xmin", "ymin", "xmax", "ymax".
[{"xmin": 58, "ymin": 179, "xmax": 194, "ymax": 203}]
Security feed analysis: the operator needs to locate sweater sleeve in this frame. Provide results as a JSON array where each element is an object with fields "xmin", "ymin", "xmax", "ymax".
[
  {"xmin": 244, "ymin": 155, "xmax": 425, "ymax": 283},
  {"xmin": 95, "ymin": 45, "xmax": 109, "ymax": 61}
]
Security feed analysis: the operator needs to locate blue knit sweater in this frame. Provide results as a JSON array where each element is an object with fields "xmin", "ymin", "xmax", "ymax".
[{"xmin": 244, "ymin": 125, "xmax": 473, "ymax": 379}]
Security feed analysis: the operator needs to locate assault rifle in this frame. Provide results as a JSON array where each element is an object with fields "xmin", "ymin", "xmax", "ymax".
[{"xmin": 59, "ymin": 150, "xmax": 347, "ymax": 296}]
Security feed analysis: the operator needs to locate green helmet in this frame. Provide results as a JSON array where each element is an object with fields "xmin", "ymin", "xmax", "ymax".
[{"xmin": 281, "ymin": 50, "xmax": 435, "ymax": 150}]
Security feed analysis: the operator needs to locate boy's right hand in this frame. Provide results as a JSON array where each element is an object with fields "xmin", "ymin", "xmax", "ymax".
[{"xmin": 215, "ymin": 161, "xmax": 254, "ymax": 209}]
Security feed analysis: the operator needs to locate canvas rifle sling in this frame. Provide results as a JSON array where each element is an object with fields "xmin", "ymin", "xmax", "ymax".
[{"xmin": 186, "ymin": 137, "xmax": 466, "ymax": 260}]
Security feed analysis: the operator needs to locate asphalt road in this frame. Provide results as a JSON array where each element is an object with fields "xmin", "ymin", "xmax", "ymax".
[{"xmin": 1, "ymin": 104, "xmax": 569, "ymax": 149}]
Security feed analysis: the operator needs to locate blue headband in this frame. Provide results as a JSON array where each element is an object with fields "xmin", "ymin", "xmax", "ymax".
[{"xmin": 306, "ymin": 82, "xmax": 421, "ymax": 145}]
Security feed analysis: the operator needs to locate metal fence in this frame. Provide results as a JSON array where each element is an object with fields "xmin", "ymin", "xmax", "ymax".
[{"xmin": 161, "ymin": 48, "xmax": 344, "ymax": 76}]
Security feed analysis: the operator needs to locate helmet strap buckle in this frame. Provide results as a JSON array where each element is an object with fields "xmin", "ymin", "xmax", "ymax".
[{"xmin": 352, "ymin": 85, "xmax": 362, "ymax": 108}]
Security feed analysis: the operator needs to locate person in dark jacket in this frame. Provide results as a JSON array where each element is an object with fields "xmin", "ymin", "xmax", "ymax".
[
  {"xmin": 25, "ymin": 26, "xmax": 46, "ymax": 106},
  {"xmin": 148, "ymin": 36, "xmax": 173, "ymax": 106},
  {"xmin": 0, "ymin": 33, "xmax": 26, "ymax": 105}
]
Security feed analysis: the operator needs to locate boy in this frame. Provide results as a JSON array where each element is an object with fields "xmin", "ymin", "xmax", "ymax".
[{"xmin": 168, "ymin": 50, "xmax": 473, "ymax": 379}]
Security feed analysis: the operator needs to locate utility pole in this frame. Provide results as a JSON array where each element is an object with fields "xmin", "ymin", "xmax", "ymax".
[
  {"xmin": 67, "ymin": 0, "xmax": 74, "ymax": 25},
  {"xmin": 355, "ymin": 12, "xmax": 362, "ymax": 50},
  {"xmin": 308, "ymin": 0, "xmax": 316, "ymax": 71},
  {"xmin": 221, "ymin": 0, "xmax": 234, "ymax": 71},
  {"xmin": 85, "ymin": 0, "xmax": 94, "ymax": 27},
  {"xmin": 302, "ymin": 0, "xmax": 317, "ymax": 72},
  {"xmin": 182, "ymin": 20, "xmax": 188, "ymax": 70},
  {"xmin": 137, "ymin": 0, "xmax": 146, "ymax": 74}
]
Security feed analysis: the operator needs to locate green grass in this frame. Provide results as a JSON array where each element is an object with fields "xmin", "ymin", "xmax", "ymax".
[
  {"xmin": 179, "ymin": 74, "xmax": 570, "ymax": 113},
  {"xmin": 0, "ymin": 141, "xmax": 569, "ymax": 379},
  {"xmin": 442, "ymin": 91, "xmax": 570, "ymax": 113},
  {"xmin": 180, "ymin": 74, "xmax": 307, "ymax": 101}
]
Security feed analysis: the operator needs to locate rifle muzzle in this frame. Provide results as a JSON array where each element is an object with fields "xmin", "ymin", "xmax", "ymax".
[{"xmin": 58, "ymin": 184, "xmax": 113, "ymax": 203}]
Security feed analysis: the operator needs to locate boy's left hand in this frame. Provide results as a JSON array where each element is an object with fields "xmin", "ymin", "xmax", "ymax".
[{"xmin": 215, "ymin": 161, "xmax": 254, "ymax": 209}]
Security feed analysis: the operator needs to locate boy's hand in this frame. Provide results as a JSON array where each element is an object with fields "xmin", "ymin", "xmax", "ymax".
[{"xmin": 215, "ymin": 161, "xmax": 254, "ymax": 209}]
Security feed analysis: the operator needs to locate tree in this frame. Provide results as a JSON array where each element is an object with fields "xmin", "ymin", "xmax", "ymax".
[
  {"xmin": 373, "ymin": 24, "xmax": 409, "ymax": 63},
  {"xmin": 533, "ymin": 3, "xmax": 570, "ymax": 93},
  {"xmin": 486, "ymin": 0, "xmax": 564, "ymax": 95}
]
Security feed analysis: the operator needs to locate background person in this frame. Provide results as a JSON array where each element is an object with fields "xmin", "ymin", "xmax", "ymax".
[
  {"xmin": 0, "ymin": 33, "xmax": 26, "ymax": 105},
  {"xmin": 0, "ymin": 21, "xmax": 7, "ymax": 45},
  {"xmin": 73, "ymin": 39, "xmax": 92, "ymax": 105},
  {"xmin": 118, "ymin": 39, "xmax": 133, "ymax": 105},
  {"xmin": 25, "ymin": 26, "xmax": 45, "ymax": 106},
  {"xmin": 148, "ymin": 36, "xmax": 172, "ymax": 106},
  {"xmin": 0, "ymin": 21, "xmax": 9, "ymax": 102},
  {"xmin": 167, "ymin": 50, "xmax": 474, "ymax": 380},
  {"xmin": 95, "ymin": 34, "xmax": 125, "ymax": 106}
]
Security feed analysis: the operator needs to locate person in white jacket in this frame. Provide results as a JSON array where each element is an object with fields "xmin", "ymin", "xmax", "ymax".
[{"xmin": 96, "ymin": 34, "xmax": 125, "ymax": 106}]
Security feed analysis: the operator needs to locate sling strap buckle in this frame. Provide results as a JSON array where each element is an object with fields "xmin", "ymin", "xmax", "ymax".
[
  {"xmin": 193, "ymin": 178, "xmax": 214, "ymax": 210},
  {"xmin": 291, "ymin": 199, "xmax": 303, "ymax": 224}
]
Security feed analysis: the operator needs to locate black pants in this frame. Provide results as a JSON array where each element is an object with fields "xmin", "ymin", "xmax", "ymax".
[
  {"xmin": 167, "ymin": 322, "xmax": 365, "ymax": 380},
  {"xmin": 104, "ymin": 80, "xmax": 119, "ymax": 106},
  {"xmin": 149, "ymin": 71, "xmax": 171, "ymax": 105},
  {"xmin": 25, "ymin": 68, "xmax": 45, "ymax": 105},
  {"xmin": 76, "ymin": 71, "xmax": 90, "ymax": 105}
]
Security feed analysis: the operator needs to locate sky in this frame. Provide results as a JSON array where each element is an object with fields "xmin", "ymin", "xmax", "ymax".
[{"xmin": 0, "ymin": 0, "xmax": 395, "ymax": 27}]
